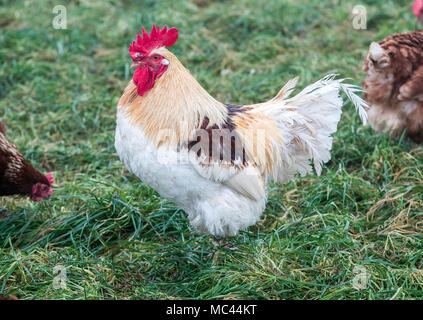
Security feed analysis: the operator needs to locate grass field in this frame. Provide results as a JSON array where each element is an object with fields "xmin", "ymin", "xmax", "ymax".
[{"xmin": 0, "ymin": 0, "xmax": 422, "ymax": 300}]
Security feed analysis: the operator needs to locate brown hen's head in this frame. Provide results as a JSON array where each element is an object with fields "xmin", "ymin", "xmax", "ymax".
[{"xmin": 30, "ymin": 173, "xmax": 54, "ymax": 202}]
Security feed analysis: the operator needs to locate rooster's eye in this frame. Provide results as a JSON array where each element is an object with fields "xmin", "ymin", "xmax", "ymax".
[{"xmin": 153, "ymin": 55, "xmax": 160, "ymax": 60}]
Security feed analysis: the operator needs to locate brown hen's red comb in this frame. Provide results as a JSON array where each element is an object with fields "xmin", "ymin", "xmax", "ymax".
[
  {"xmin": 46, "ymin": 173, "xmax": 54, "ymax": 186},
  {"xmin": 129, "ymin": 24, "xmax": 179, "ymax": 60},
  {"xmin": 413, "ymin": 0, "xmax": 423, "ymax": 17}
]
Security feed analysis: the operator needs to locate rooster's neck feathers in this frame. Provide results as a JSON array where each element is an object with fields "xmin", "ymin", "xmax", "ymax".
[{"xmin": 119, "ymin": 48, "xmax": 228, "ymax": 147}]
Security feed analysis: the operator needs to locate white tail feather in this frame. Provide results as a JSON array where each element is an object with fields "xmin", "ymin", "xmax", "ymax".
[
  {"xmin": 254, "ymin": 74, "xmax": 368, "ymax": 183},
  {"xmin": 338, "ymin": 81, "xmax": 369, "ymax": 124}
]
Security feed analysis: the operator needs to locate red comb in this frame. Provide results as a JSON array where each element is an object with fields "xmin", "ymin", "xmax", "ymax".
[
  {"xmin": 46, "ymin": 173, "xmax": 54, "ymax": 186},
  {"xmin": 413, "ymin": 0, "xmax": 423, "ymax": 17},
  {"xmin": 129, "ymin": 24, "xmax": 178, "ymax": 59}
]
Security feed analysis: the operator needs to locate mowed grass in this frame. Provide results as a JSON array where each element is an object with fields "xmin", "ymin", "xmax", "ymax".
[{"xmin": 0, "ymin": 0, "xmax": 422, "ymax": 300}]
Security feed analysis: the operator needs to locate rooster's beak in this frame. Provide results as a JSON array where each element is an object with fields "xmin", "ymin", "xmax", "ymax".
[
  {"xmin": 130, "ymin": 61, "xmax": 145, "ymax": 68},
  {"xmin": 130, "ymin": 61, "xmax": 139, "ymax": 68}
]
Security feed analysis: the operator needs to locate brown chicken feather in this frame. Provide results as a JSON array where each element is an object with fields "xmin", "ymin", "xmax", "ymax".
[
  {"xmin": 0, "ymin": 121, "xmax": 53, "ymax": 200},
  {"xmin": 362, "ymin": 30, "xmax": 423, "ymax": 142}
]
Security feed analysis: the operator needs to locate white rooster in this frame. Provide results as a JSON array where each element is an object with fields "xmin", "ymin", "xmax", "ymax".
[{"xmin": 115, "ymin": 25, "xmax": 367, "ymax": 237}]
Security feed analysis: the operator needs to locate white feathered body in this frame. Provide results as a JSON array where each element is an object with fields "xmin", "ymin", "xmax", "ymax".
[
  {"xmin": 115, "ymin": 111, "xmax": 266, "ymax": 236},
  {"xmin": 115, "ymin": 48, "xmax": 367, "ymax": 237}
]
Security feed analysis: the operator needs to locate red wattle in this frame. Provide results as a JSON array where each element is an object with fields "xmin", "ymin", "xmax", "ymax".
[
  {"xmin": 134, "ymin": 66, "xmax": 156, "ymax": 96},
  {"xmin": 133, "ymin": 64, "xmax": 168, "ymax": 96}
]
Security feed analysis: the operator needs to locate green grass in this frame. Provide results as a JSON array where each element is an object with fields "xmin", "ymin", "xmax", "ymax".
[{"xmin": 0, "ymin": 0, "xmax": 422, "ymax": 300}]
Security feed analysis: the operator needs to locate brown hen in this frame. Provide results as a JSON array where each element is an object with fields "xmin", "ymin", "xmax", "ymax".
[
  {"xmin": 0, "ymin": 121, "xmax": 53, "ymax": 201},
  {"xmin": 362, "ymin": 30, "xmax": 423, "ymax": 143}
]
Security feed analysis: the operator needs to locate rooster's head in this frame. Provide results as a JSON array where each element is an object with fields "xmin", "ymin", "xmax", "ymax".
[{"xmin": 129, "ymin": 24, "xmax": 179, "ymax": 96}]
